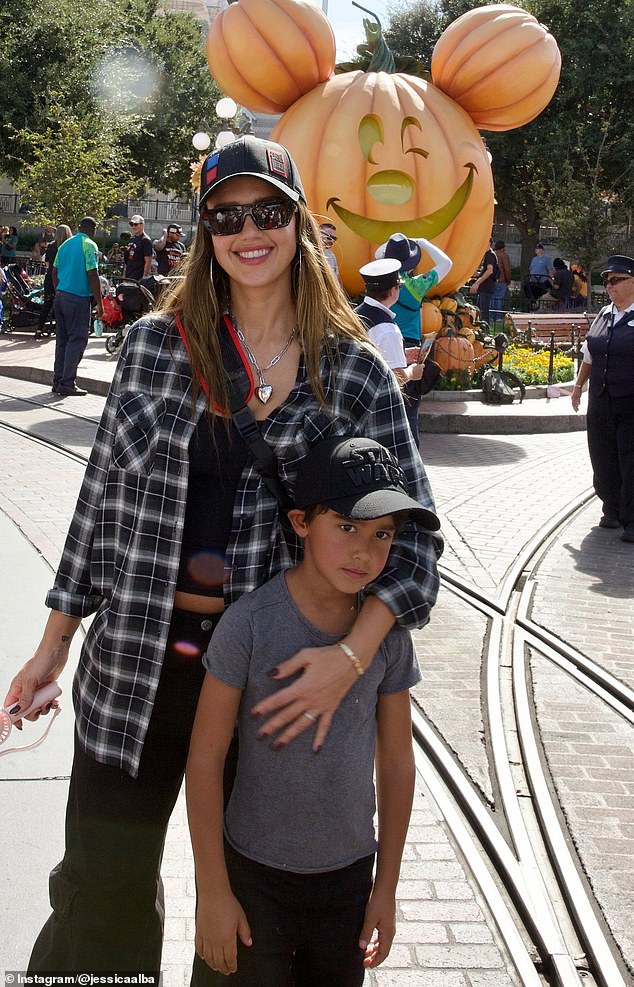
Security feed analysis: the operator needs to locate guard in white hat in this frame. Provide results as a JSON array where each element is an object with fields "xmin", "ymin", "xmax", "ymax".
[{"xmin": 354, "ymin": 259, "xmax": 428, "ymax": 443}]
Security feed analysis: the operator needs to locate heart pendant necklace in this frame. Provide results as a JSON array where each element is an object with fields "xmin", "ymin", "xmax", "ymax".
[{"xmin": 236, "ymin": 324, "xmax": 297, "ymax": 404}]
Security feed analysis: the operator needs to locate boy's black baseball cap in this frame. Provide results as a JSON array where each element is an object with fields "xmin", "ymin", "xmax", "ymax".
[
  {"xmin": 198, "ymin": 136, "xmax": 306, "ymax": 210},
  {"xmin": 294, "ymin": 437, "xmax": 440, "ymax": 531}
]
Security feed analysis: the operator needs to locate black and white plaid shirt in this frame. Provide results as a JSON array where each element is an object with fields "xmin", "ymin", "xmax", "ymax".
[{"xmin": 48, "ymin": 316, "xmax": 442, "ymax": 776}]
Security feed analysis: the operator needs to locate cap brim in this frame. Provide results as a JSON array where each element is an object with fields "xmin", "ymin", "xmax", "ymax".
[
  {"xmin": 200, "ymin": 173, "xmax": 301, "ymax": 209},
  {"xmin": 327, "ymin": 490, "xmax": 441, "ymax": 531}
]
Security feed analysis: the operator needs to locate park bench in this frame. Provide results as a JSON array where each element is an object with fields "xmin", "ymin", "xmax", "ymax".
[{"xmin": 504, "ymin": 311, "xmax": 592, "ymax": 349}]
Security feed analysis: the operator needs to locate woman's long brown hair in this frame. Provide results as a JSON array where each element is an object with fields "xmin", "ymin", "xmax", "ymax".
[{"xmin": 159, "ymin": 203, "xmax": 369, "ymax": 412}]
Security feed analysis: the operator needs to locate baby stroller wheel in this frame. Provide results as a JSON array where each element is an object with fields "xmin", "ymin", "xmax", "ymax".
[{"xmin": 105, "ymin": 334, "xmax": 120, "ymax": 355}]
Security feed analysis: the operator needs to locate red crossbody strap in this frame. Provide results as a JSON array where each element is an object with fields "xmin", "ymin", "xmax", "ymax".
[{"xmin": 174, "ymin": 313, "xmax": 255, "ymax": 413}]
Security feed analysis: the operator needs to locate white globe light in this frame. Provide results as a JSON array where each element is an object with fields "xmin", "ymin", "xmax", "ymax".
[
  {"xmin": 215, "ymin": 130, "xmax": 236, "ymax": 149},
  {"xmin": 192, "ymin": 131, "xmax": 211, "ymax": 151},
  {"xmin": 216, "ymin": 97, "xmax": 238, "ymax": 120}
]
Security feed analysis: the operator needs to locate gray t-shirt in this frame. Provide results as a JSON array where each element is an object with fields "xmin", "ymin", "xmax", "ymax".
[{"xmin": 203, "ymin": 571, "xmax": 420, "ymax": 873}]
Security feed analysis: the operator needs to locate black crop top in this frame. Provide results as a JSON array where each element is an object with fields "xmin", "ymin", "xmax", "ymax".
[{"xmin": 177, "ymin": 414, "xmax": 248, "ymax": 598}]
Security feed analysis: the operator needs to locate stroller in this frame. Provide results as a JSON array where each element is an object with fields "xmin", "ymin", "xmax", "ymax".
[
  {"xmin": 522, "ymin": 274, "xmax": 550, "ymax": 311},
  {"xmin": 2, "ymin": 264, "xmax": 45, "ymax": 332},
  {"xmin": 103, "ymin": 276, "xmax": 166, "ymax": 355}
]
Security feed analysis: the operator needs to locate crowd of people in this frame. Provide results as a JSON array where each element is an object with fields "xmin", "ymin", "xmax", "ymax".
[{"xmin": 1, "ymin": 134, "xmax": 632, "ymax": 986}]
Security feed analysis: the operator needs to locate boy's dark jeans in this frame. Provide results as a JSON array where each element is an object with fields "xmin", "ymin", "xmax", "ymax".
[{"xmin": 191, "ymin": 844, "xmax": 375, "ymax": 987}]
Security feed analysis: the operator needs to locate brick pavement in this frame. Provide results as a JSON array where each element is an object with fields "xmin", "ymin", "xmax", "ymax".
[
  {"xmin": 530, "ymin": 649, "xmax": 634, "ymax": 974},
  {"xmin": 4, "ymin": 369, "xmax": 632, "ymax": 985},
  {"xmin": 421, "ymin": 432, "xmax": 593, "ymax": 594},
  {"xmin": 527, "ymin": 500, "xmax": 634, "ymax": 976},
  {"xmin": 0, "ymin": 393, "xmax": 519, "ymax": 987},
  {"xmin": 530, "ymin": 502, "xmax": 634, "ymax": 691}
]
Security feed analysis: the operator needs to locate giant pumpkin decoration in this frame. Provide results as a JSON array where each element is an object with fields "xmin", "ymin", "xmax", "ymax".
[
  {"xmin": 206, "ymin": 0, "xmax": 335, "ymax": 116},
  {"xmin": 431, "ymin": 5, "xmax": 561, "ymax": 131},
  {"xmin": 206, "ymin": 3, "xmax": 560, "ymax": 297}
]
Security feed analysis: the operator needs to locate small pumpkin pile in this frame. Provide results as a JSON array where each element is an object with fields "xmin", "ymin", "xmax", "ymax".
[{"xmin": 430, "ymin": 293, "xmax": 497, "ymax": 376}]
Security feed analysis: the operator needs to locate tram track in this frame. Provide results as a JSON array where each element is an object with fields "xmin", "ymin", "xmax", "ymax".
[
  {"xmin": 415, "ymin": 497, "xmax": 633, "ymax": 987},
  {"xmin": 1, "ymin": 389, "xmax": 632, "ymax": 987}
]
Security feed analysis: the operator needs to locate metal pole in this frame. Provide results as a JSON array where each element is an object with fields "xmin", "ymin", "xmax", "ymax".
[{"xmin": 547, "ymin": 332, "xmax": 555, "ymax": 386}]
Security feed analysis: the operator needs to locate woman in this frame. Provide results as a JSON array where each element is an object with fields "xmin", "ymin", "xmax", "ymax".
[
  {"xmin": 571, "ymin": 255, "xmax": 634, "ymax": 541},
  {"xmin": 5, "ymin": 136, "xmax": 441, "ymax": 972},
  {"xmin": 1, "ymin": 225, "xmax": 19, "ymax": 265},
  {"xmin": 542, "ymin": 257, "xmax": 574, "ymax": 306},
  {"xmin": 36, "ymin": 224, "xmax": 71, "ymax": 339}
]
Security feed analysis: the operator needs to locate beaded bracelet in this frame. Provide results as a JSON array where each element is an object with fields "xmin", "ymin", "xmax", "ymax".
[{"xmin": 338, "ymin": 641, "xmax": 365, "ymax": 678}]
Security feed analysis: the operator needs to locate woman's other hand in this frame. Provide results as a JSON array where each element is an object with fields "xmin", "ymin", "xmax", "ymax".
[{"xmin": 251, "ymin": 643, "xmax": 355, "ymax": 751}]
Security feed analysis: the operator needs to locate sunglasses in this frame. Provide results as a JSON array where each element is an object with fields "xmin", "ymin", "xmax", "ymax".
[
  {"xmin": 203, "ymin": 199, "xmax": 296, "ymax": 236},
  {"xmin": 129, "ymin": 222, "xmax": 142, "ymax": 227},
  {"xmin": 603, "ymin": 275, "xmax": 633, "ymax": 287}
]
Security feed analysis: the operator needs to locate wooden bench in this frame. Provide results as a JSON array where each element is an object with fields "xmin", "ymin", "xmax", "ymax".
[{"xmin": 504, "ymin": 312, "xmax": 592, "ymax": 350}]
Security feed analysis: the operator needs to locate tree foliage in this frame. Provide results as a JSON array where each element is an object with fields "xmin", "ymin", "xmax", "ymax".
[
  {"xmin": 383, "ymin": 0, "xmax": 634, "ymax": 274},
  {"xmin": 15, "ymin": 105, "xmax": 142, "ymax": 228},
  {"xmin": 0, "ymin": 0, "xmax": 222, "ymax": 196}
]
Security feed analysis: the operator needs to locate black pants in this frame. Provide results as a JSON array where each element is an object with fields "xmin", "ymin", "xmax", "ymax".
[
  {"xmin": 191, "ymin": 845, "xmax": 374, "ymax": 987},
  {"xmin": 587, "ymin": 389, "xmax": 634, "ymax": 531},
  {"xmin": 37, "ymin": 291, "xmax": 56, "ymax": 332},
  {"xmin": 28, "ymin": 609, "xmax": 220, "ymax": 973}
]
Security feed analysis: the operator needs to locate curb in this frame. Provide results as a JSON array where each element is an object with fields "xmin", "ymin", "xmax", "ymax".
[
  {"xmin": 0, "ymin": 364, "xmax": 586, "ymax": 435},
  {"xmin": 419, "ymin": 407, "xmax": 587, "ymax": 435},
  {"xmin": 0, "ymin": 365, "xmax": 111, "ymax": 397}
]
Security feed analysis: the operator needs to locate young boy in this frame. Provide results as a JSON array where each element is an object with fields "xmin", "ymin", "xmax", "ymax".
[{"xmin": 186, "ymin": 436, "xmax": 437, "ymax": 986}]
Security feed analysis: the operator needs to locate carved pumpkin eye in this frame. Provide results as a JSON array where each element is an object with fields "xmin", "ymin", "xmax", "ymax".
[
  {"xmin": 401, "ymin": 116, "xmax": 429, "ymax": 158},
  {"xmin": 358, "ymin": 114, "xmax": 384, "ymax": 164}
]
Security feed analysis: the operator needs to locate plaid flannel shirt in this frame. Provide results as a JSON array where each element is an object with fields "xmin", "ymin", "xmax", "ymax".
[{"xmin": 48, "ymin": 316, "xmax": 442, "ymax": 776}]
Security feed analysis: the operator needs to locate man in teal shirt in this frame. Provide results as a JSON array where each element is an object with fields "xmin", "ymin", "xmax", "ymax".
[{"xmin": 52, "ymin": 217, "xmax": 103, "ymax": 396}]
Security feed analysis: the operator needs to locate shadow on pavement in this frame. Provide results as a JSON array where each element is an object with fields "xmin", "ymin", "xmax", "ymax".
[
  {"xmin": 421, "ymin": 434, "xmax": 528, "ymax": 467},
  {"xmin": 564, "ymin": 530, "xmax": 634, "ymax": 598}
]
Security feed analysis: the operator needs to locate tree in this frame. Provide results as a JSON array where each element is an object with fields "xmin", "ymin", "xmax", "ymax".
[
  {"xmin": 14, "ymin": 106, "xmax": 142, "ymax": 228},
  {"xmin": 0, "ymin": 0, "xmax": 222, "ymax": 196}
]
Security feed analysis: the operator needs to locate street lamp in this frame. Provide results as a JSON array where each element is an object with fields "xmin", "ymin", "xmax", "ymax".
[
  {"xmin": 215, "ymin": 97, "xmax": 238, "ymax": 150},
  {"xmin": 192, "ymin": 131, "xmax": 211, "ymax": 152}
]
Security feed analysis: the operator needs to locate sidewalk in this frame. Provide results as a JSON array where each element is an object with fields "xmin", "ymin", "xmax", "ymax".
[
  {"xmin": 2, "ymin": 341, "xmax": 630, "ymax": 986},
  {"xmin": 0, "ymin": 330, "xmax": 587, "ymax": 433},
  {"xmin": 0, "ymin": 416, "xmax": 518, "ymax": 987}
]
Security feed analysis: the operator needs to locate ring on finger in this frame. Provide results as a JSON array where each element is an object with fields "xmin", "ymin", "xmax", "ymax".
[{"xmin": 303, "ymin": 711, "xmax": 317, "ymax": 722}]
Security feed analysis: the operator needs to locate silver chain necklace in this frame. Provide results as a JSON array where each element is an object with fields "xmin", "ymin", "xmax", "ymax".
[{"xmin": 235, "ymin": 325, "xmax": 297, "ymax": 404}]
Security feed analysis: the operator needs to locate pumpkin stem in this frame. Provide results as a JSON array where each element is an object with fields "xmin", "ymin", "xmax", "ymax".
[
  {"xmin": 351, "ymin": 2, "xmax": 395, "ymax": 73},
  {"xmin": 335, "ymin": 5, "xmax": 430, "ymax": 79}
]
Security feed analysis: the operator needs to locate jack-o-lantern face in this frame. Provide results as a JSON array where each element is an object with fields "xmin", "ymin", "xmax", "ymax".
[
  {"xmin": 272, "ymin": 71, "xmax": 494, "ymax": 296},
  {"xmin": 328, "ymin": 110, "xmax": 477, "ymax": 243}
]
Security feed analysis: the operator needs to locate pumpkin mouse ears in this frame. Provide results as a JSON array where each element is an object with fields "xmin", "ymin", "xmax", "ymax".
[
  {"xmin": 206, "ymin": 0, "xmax": 336, "ymax": 116},
  {"xmin": 431, "ymin": 3, "xmax": 561, "ymax": 132}
]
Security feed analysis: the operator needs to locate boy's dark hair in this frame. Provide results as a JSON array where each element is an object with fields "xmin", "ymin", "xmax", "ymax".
[
  {"xmin": 494, "ymin": 239, "xmax": 505, "ymax": 250},
  {"xmin": 301, "ymin": 503, "xmax": 409, "ymax": 535}
]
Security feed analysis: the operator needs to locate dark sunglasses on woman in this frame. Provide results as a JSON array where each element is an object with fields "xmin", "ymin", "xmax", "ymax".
[{"xmin": 203, "ymin": 199, "xmax": 296, "ymax": 236}]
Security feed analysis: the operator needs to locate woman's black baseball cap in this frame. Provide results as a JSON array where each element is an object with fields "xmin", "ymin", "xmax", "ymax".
[
  {"xmin": 198, "ymin": 136, "xmax": 306, "ymax": 210},
  {"xmin": 294, "ymin": 436, "xmax": 441, "ymax": 531}
]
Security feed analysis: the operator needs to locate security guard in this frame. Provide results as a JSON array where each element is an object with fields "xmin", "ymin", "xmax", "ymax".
[
  {"xmin": 355, "ymin": 258, "xmax": 426, "ymax": 442},
  {"xmin": 571, "ymin": 255, "xmax": 634, "ymax": 542}
]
